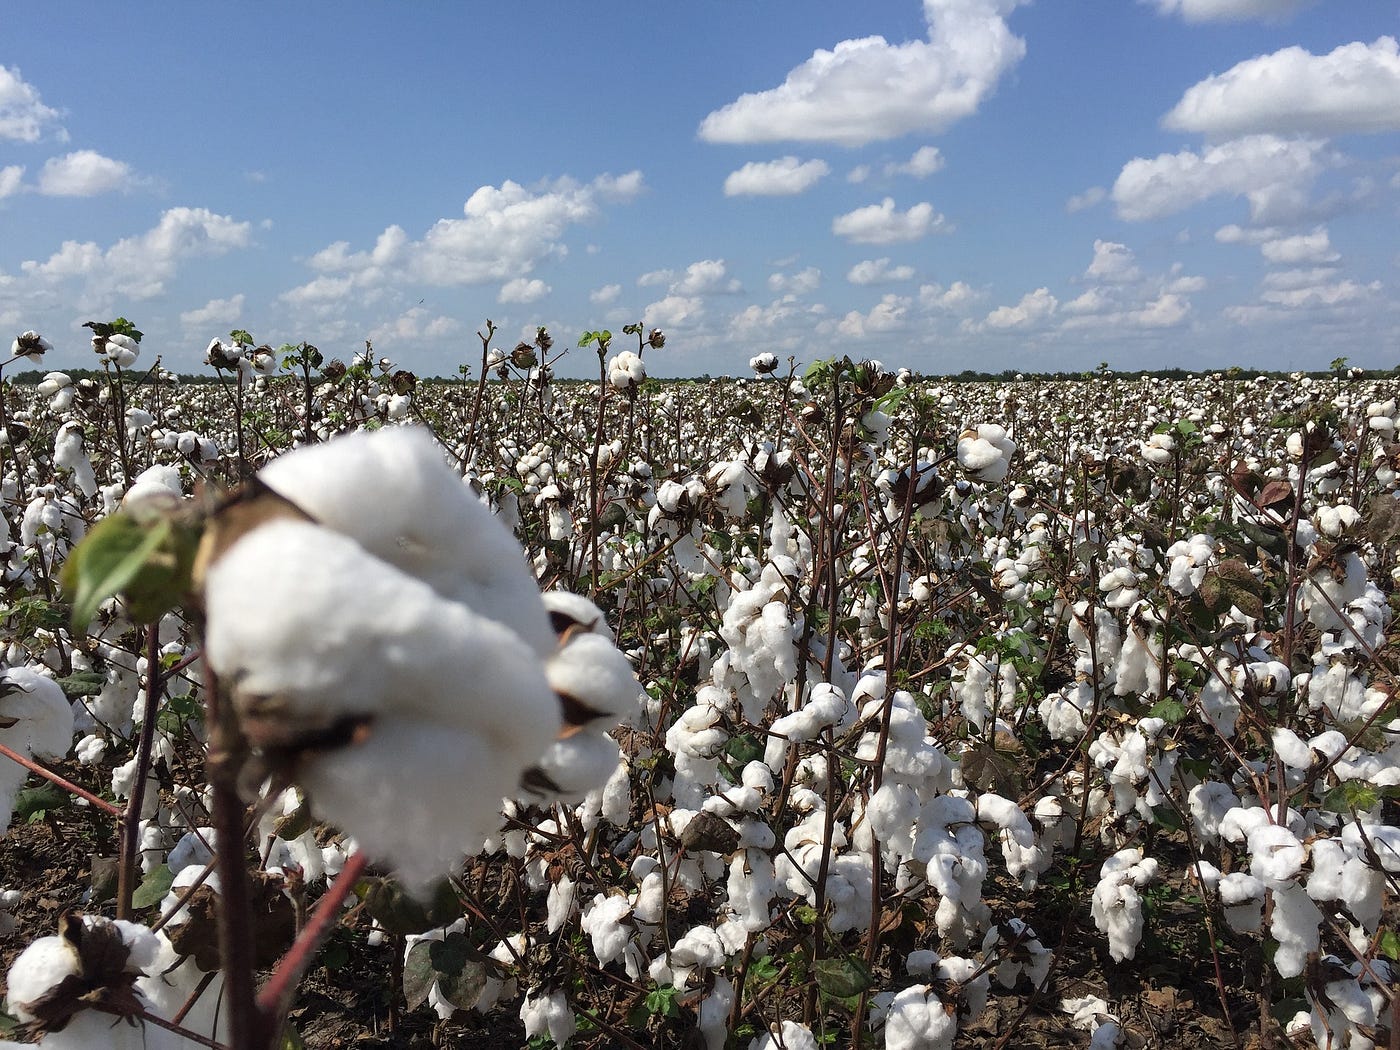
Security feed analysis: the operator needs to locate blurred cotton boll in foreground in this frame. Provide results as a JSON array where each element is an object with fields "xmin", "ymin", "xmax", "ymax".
[{"xmin": 200, "ymin": 426, "xmax": 635, "ymax": 888}]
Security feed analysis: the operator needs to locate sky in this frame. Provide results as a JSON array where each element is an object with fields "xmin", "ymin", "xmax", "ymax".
[{"xmin": 2, "ymin": 1, "xmax": 1398, "ymax": 378}]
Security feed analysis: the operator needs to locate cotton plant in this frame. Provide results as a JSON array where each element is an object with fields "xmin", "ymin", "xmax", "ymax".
[{"xmin": 199, "ymin": 425, "xmax": 639, "ymax": 887}]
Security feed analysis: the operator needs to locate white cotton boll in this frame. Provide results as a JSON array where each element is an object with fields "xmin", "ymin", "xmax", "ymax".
[
  {"xmin": 697, "ymin": 974, "xmax": 735, "ymax": 1050},
  {"xmin": 884, "ymin": 985, "xmax": 958, "ymax": 1050},
  {"xmin": 580, "ymin": 892, "xmax": 631, "ymax": 964},
  {"xmin": 1140, "ymin": 432, "xmax": 1175, "ymax": 465},
  {"xmin": 600, "ymin": 757, "xmax": 632, "ymax": 826},
  {"xmin": 749, "ymin": 1020, "xmax": 819, "ymax": 1050},
  {"xmin": 1271, "ymin": 882, "xmax": 1323, "ymax": 978},
  {"xmin": 528, "ymin": 730, "xmax": 624, "ymax": 801},
  {"xmin": 545, "ymin": 632, "xmax": 640, "ymax": 723},
  {"xmin": 1218, "ymin": 872, "xmax": 1265, "ymax": 932},
  {"xmin": 256, "ymin": 425, "xmax": 555, "ymax": 657},
  {"xmin": 957, "ymin": 424, "xmax": 1015, "ymax": 483},
  {"xmin": 1091, "ymin": 848, "xmax": 1156, "ymax": 962},
  {"xmin": 520, "ymin": 987, "xmax": 576, "ymax": 1048},
  {"xmin": 5, "ymin": 934, "xmax": 82, "ymax": 1022},
  {"xmin": 52, "ymin": 421, "xmax": 99, "ymax": 498},
  {"xmin": 1341, "ymin": 822, "xmax": 1400, "ymax": 873},
  {"xmin": 1247, "ymin": 824, "xmax": 1305, "ymax": 889},
  {"xmin": 546, "ymin": 876, "xmax": 578, "ymax": 935},
  {"xmin": 1271, "ymin": 727, "xmax": 1314, "ymax": 770}
]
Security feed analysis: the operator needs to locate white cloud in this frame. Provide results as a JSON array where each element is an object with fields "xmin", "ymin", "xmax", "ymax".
[
  {"xmin": 918, "ymin": 280, "xmax": 978, "ymax": 309},
  {"xmin": 847, "ymin": 165, "xmax": 872, "ymax": 184},
  {"xmin": 22, "ymin": 206, "xmax": 251, "ymax": 302},
  {"xmin": 886, "ymin": 146, "xmax": 945, "ymax": 178},
  {"xmin": 1085, "ymin": 240, "xmax": 1141, "ymax": 282},
  {"xmin": 832, "ymin": 198, "xmax": 947, "ymax": 244},
  {"xmin": 836, "ymin": 293, "xmax": 911, "ymax": 338},
  {"xmin": 1258, "ymin": 278, "xmax": 1378, "ymax": 309},
  {"xmin": 1151, "ymin": 0, "xmax": 1317, "ymax": 23},
  {"xmin": 498, "ymin": 277, "xmax": 550, "ymax": 304},
  {"xmin": 672, "ymin": 259, "xmax": 742, "ymax": 296},
  {"xmin": 697, "ymin": 0, "xmax": 1028, "ymax": 147},
  {"xmin": 723, "ymin": 156, "xmax": 829, "ymax": 196},
  {"xmin": 1060, "ymin": 290, "xmax": 1192, "ymax": 330},
  {"xmin": 368, "ymin": 306, "xmax": 461, "ymax": 344},
  {"xmin": 1259, "ymin": 227, "xmax": 1339, "ymax": 265},
  {"xmin": 1164, "ymin": 37, "xmax": 1400, "ymax": 137},
  {"xmin": 645, "ymin": 294, "xmax": 704, "ymax": 330},
  {"xmin": 0, "ymin": 164, "xmax": 22, "ymax": 199},
  {"xmin": 1215, "ymin": 223, "xmax": 1281, "ymax": 245},
  {"xmin": 1112, "ymin": 134, "xmax": 1328, "ymax": 223},
  {"xmin": 1166, "ymin": 273, "xmax": 1207, "ymax": 293},
  {"xmin": 1066, "ymin": 186, "xmax": 1106, "ymax": 213},
  {"xmin": 37, "ymin": 150, "xmax": 137, "ymax": 196},
  {"xmin": 1261, "ymin": 267, "xmax": 1339, "ymax": 291},
  {"xmin": 0, "ymin": 66, "xmax": 62, "ymax": 142},
  {"xmin": 982, "ymin": 287, "xmax": 1057, "ymax": 329},
  {"xmin": 768, "ymin": 267, "xmax": 822, "ymax": 295},
  {"xmin": 283, "ymin": 172, "xmax": 643, "ymax": 305},
  {"xmin": 590, "ymin": 283, "xmax": 622, "ymax": 304},
  {"xmin": 180, "ymin": 293, "xmax": 246, "ymax": 328},
  {"xmin": 637, "ymin": 268, "xmax": 674, "ymax": 287},
  {"xmin": 848, "ymin": 258, "xmax": 916, "ymax": 285}
]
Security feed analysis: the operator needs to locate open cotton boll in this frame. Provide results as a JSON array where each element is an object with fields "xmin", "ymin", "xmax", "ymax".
[
  {"xmin": 204, "ymin": 519, "xmax": 559, "ymax": 887},
  {"xmin": 957, "ymin": 424, "xmax": 1015, "ymax": 483},
  {"xmin": 1, "ymin": 668, "xmax": 75, "ymax": 838},
  {"xmin": 750, "ymin": 1020, "xmax": 819, "ymax": 1050},
  {"xmin": 884, "ymin": 985, "xmax": 958, "ymax": 1050},
  {"xmin": 255, "ymin": 425, "xmax": 555, "ymax": 658}
]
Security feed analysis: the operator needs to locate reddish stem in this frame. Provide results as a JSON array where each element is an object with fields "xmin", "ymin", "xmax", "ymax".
[{"xmin": 0, "ymin": 741, "xmax": 122, "ymax": 816}]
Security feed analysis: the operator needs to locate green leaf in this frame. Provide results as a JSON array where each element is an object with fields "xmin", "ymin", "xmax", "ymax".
[
  {"xmin": 1321, "ymin": 781, "xmax": 1379, "ymax": 814},
  {"xmin": 277, "ymin": 1023, "xmax": 308, "ymax": 1050},
  {"xmin": 644, "ymin": 985, "xmax": 681, "ymax": 1018},
  {"xmin": 1148, "ymin": 698, "xmax": 1187, "ymax": 725},
  {"xmin": 55, "ymin": 671, "xmax": 106, "ymax": 698},
  {"xmin": 60, "ymin": 513, "xmax": 182, "ymax": 630},
  {"xmin": 14, "ymin": 783, "xmax": 68, "ymax": 822},
  {"xmin": 1378, "ymin": 930, "xmax": 1400, "ymax": 961},
  {"xmin": 813, "ymin": 956, "xmax": 872, "ymax": 998},
  {"xmin": 364, "ymin": 876, "xmax": 463, "ymax": 936},
  {"xmin": 131, "ymin": 864, "xmax": 176, "ymax": 909},
  {"xmin": 402, "ymin": 939, "xmax": 437, "ymax": 1011}
]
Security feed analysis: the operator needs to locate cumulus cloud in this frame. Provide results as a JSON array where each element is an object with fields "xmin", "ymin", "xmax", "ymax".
[
  {"xmin": 22, "ymin": 206, "xmax": 251, "ymax": 302},
  {"xmin": 1259, "ymin": 227, "xmax": 1339, "ymax": 265},
  {"xmin": 847, "ymin": 164, "xmax": 872, "ymax": 184},
  {"xmin": 835, "ymin": 293, "xmax": 911, "ymax": 337},
  {"xmin": 37, "ymin": 150, "xmax": 137, "ymax": 196},
  {"xmin": 886, "ymin": 145, "xmax": 945, "ymax": 178},
  {"xmin": 768, "ymin": 267, "xmax": 823, "ymax": 295},
  {"xmin": 0, "ymin": 164, "xmax": 22, "ymax": 199},
  {"xmin": 1165, "ymin": 37, "xmax": 1400, "ymax": 137},
  {"xmin": 180, "ymin": 293, "xmax": 246, "ymax": 328},
  {"xmin": 697, "ymin": 0, "xmax": 1028, "ymax": 147},
  {"xmin": 848, "ymin": 258, "xmax": 916, "ymax": 284},
  {"xmin": 1151, "ymin": 0, "xmax": 1317, "ymax": 22},
  {"xmin": 1061, "ymin": 291, "xmax": 1191, "ymax": 330},
  {"xmin": 981, "ymin": 287, "xmax": 1057, "ymax": 329},
  {"xmin": 1066, "ymin": 186, "xmax": 1106, "ymax": 213},
  {"xmin": 1085, "ymin": 240, "xmax": 1141, "ymax": 282},
  {"xmin": 919, "ymin": 280, "xmax": 978, "ymax": 309},
  {"xmin": 672, "ymin": 259, "xmax": 743, "ymax": 295},
  {"xmin": 590, "ymin": 283, "xmax": 622, "ymax": 304},
  {"xmin": 368, "ymin": 306, "xmax": 461, "ymax": 343},
  {"xmin": 1112, "ymin": 134, "xmax": 1328, "ymax": 223},
  {"xmin": 832, "ymin": 198, "xmax": 948, "ymax": 243},
  {"xmin": 282, "ymin": 172, "xmax": 643, "ymax": 305},
  {"xmin": 0, "ymin": 66, "xmax": 62, "ymax": 142},
  {"xmin": 724, "ymin": 156, "xmax": 830, "ymax": 196},
  {"xmin": 645, "ymin": 294, "xmax": 704, "ymax": 329},
  {"xmin": 498, "ymin": 277, "xmax": 551, "ymax": 304}
]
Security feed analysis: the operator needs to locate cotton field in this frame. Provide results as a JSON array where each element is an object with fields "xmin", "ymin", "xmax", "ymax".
[{"xmin": 0, "ymin": 323, "xmax": 1396, "ymax": 1050}]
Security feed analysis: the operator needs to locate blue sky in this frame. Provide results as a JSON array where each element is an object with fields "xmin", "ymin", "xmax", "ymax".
[{"xmin": 2, "ymin": 1, "xmax": 1398, "ymax": 377}]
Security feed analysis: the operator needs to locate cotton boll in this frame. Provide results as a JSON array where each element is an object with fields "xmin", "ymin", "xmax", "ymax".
[
  {"xmin": 697, "ymin": 974, "xmax": 735, "ymax": 1050},
  {"xmin": 749, "ymin": 1020, "xmax": 819, "ymax": 1050},
  {"xmin": 0, "ymin": 667, "xmax": 75, "ymax": 838},
  {"xmin": 520, "ymin": 987, "xmax": 576, "ymax": 1048},
  {"xmin": 1270, "ymin": 882, "xmax": 1323, "ymax": 978},
  {"xmin": 1218, "ymin": 872, "xmax": 1265, "ymax": 932},
  {"xmin": 255, "ymin": 426, "xmax": 555, "ymax": 657},
  {"xmin": 52, "ymin": 422, "xmax": 97, "ymax": 498},
  {"xmin": 1090, "ymin": 848, "xmax": 1157, "ymax": 962},
  {"xmin": 957, "ymin": 424, "xmax": 1015, "ymax": 483},
  {"xmin": 526, "ymin": 729, "xmax": 624, "ymax": 802},
  {"xmin": 884, "ymin": 985, "xmax": 958, "ymax": 1050},
  {"xmin": 581, "ymin": 892, "xmax": 632, "ymax": 964}
]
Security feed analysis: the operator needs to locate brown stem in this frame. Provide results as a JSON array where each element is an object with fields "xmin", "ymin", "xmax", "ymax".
[
  {"xmin": 117, "ymin": 625, "xmax": 165, "ymax": 920},
  {"xmin": 0, "ymin": 741, "xmax": 121, "ymax": 816}
]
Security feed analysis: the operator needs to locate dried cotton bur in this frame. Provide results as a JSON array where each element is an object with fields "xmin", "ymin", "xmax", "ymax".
[{"xmin": 197, "ymin": 426, "xmax": 640, "ymax": 888}]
